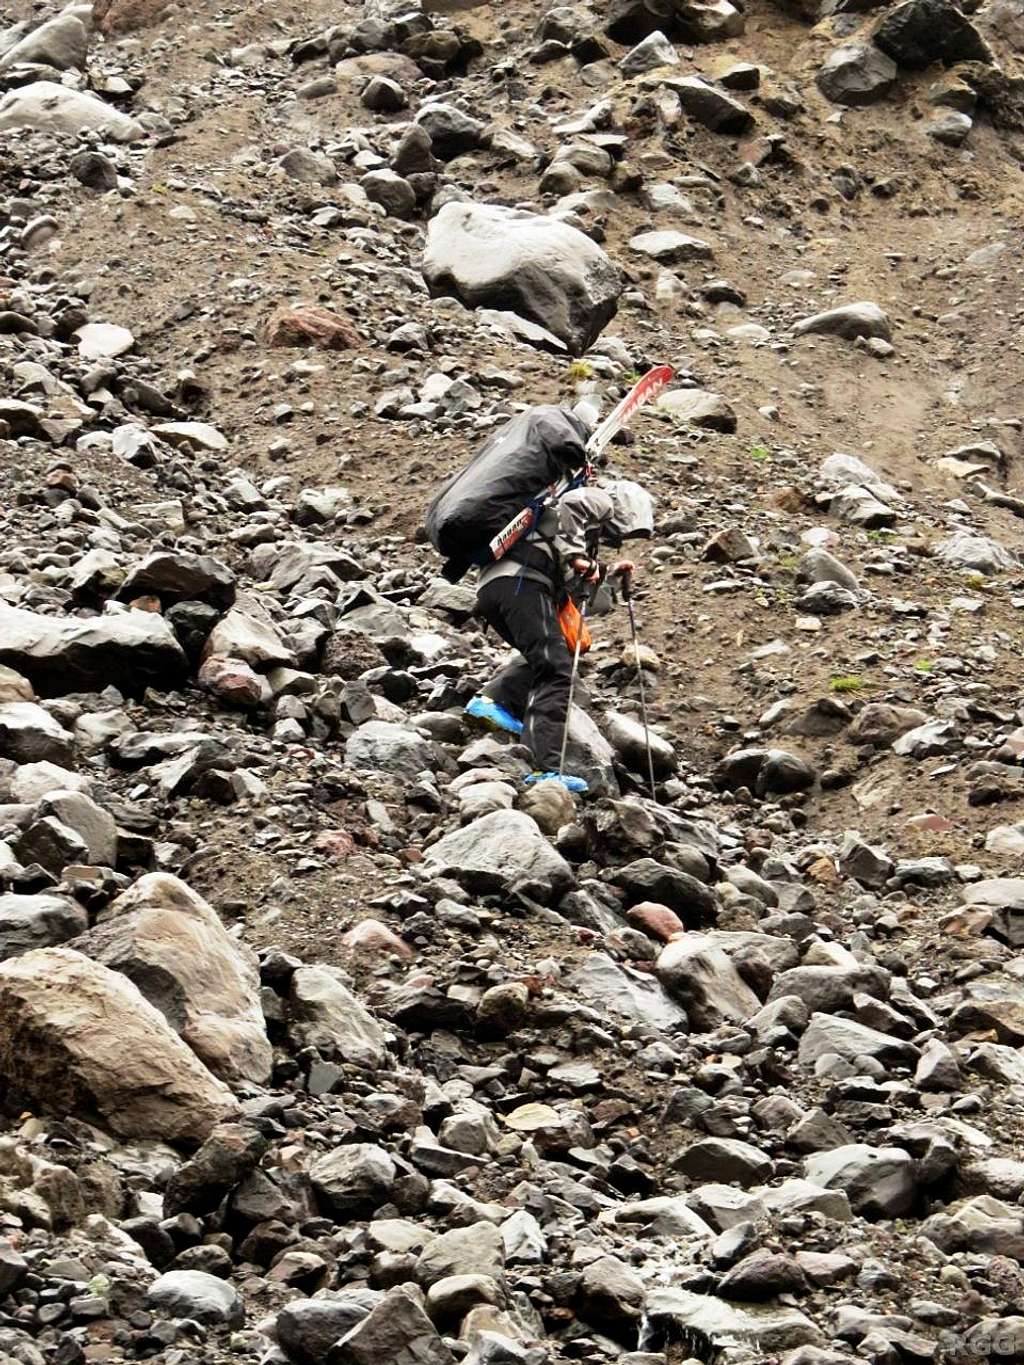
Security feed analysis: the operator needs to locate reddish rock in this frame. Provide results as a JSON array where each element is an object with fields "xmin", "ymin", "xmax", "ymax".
[
  {"xmin": 197, "ymin": 655, "xmax": 268, "ymax": 709},
  {"xmin": 94, "ymin": 0, "xmax": 171, "ymax": 32},
  {"xmin": 939, "ymin": 907, "xmax": 993, "ymax": 937},
  {"xmin": 264, "ymin": 305, "xmax": 360, "ymax": 351},
  {"xmin": 905, "ymin": 813, "xmax": 954, "ymax": 833},
  {"xmin": 342, "ymin": 919, "xmax": 413, "ymax": 959},
  {"xmin": 314, "ymin": 830, "xmax": 358, "ymax": 861},
  {"xmin": 627, "ymin": 901, "xmax": 685, "ymax": 942}
]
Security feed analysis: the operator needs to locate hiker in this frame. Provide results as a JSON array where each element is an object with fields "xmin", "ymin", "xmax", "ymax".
[{"xmin": 466, "ymin": 469, "xmax": 655, "ymax": 793}]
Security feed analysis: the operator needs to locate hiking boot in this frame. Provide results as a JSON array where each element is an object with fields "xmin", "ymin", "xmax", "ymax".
[
  {"xmin": 524, "ymin": 771, "xmax": 589, "ymax": 795},
  {"xmin": 464, "ymin": 695, "xmax": 524, "ymax": 736}
]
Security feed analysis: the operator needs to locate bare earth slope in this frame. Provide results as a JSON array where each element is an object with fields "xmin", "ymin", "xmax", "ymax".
[{"xmin": 2, "ymin": 0, "xmax": 1024, "ymax": 1360}]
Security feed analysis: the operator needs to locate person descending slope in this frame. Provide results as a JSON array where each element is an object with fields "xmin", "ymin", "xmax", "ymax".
[{"xmin": 469, "ymin": 469, "xmax": 655, "ymax": 793}]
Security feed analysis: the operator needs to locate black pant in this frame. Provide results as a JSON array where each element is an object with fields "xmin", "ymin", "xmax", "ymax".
[{"xmin": 476, "ymin": 576, "xmax": 572, "ymax": 773}]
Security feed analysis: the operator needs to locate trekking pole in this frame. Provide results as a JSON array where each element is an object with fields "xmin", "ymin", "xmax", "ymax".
[
  {"xmin": 557, "ymin": 578, "xmax": 593, "ymax": 782},
  {"xmin": 620, "ymin": 570, "xmax": 658, "ymax": 804}
]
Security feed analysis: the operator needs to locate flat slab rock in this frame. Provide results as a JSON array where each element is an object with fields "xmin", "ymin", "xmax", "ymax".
[
  {"xmin": 567, "ymin": 951, "xmax": 689, "ymax": 1032},
  {"xmin": 0, "ymin": 602, "xmax": 187, "ymax": 698},
  {"xmin": 644, "ymin": 1286, "xmax": 822, "ymax": 1353},
  {"xmin": 423, "ymin": 809, "xmax": 573, "ymax": 898},
  {"xmin": 0, "ymin": 80, "xmax": 143, "ymax": 142}
]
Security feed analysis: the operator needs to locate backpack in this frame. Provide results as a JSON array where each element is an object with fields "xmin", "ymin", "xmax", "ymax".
[{"xmin": 424, "ymin": 405, "xmax": 590, "ymax": 583}]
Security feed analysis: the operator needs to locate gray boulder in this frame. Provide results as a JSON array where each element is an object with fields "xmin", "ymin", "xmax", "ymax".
[
  {"xmin": 935, "ymin": 532, "xmax": 1016, "ymax": 573},
  {"xmin": 37, "ymin": 790, "xmax": 117, "ymax": 866},
  {"xmin": 793, "ymin": 302, "xmax": 891, "ymax": 341},
  {"xmin": 0, "ymin": 894, "xmax": 87, "ymax": 961},
  {"xmin": 676, "ymin": 1138, "xmax": 773, "ymax": 1187},
  {"xmin": 920, "ymin": 1195, "xmax": 1024, "ymax": 1258},
  {"xmin": 0, "ymin": 603, "xmax": 187, "ymax": 697},
  {"xmin": 147, "ymin": 1270, "xmax": 244, "ymax": 1327},
  {"xmin": 604, "ymin": 711, "xmax": 677, "ymax": 778},
  {"xmin": 14, "ymin": 817, "xmax": 87, "ymax": 876},
  {"xmin": 663, "ymin": 75, "xmax": 753, "ymax": 132},
  {"xmin": 413, "ymin": 102, "xmax": 486, "ymax": 159},
  {"xmin": 423, "ymin": 810, "xmax": 573, "ymax": 898},
  {"xmin": 928, "ymin": 110, "xmax": 972, "ymax": 145},
  {"xmin": 873, "ymin": 0, "xmax": 992, "ymax": 67},
  {"xmin": 567, "ymin": 953, "xmax": 689, "ymax": 1032},
  {"xmin": 0, "ymin": 81, "xmax": 142, "ymax": 141},
  {"xmin": 656, "ymin": 934, "xmax": 761, "ymax": 1031},
  {"xmin": 804, "ymin": 1144, "xmax": 917, "ymax": 1218},
  {"xmin": 416, "ymin": 1223, "xmax": 504, "ymax": 1287},
  {"xmin": 798, "ymin": 1012, "xmax": 920, "ymax": 1068},
  {"xmin": 798, "ymin": 549, "xmax": 859, "ymax": 591},
  {"xmin": 562, "ymin": 705, "xmax": 620, "ymax": 797},
  {"xmin": 361, "ymin": 169, "xmax": 417, "ymax": 219},
  {"xmin": 0, "ymin": 703, "xmax": 74, "ymax": 765},
  {"xmin": 422, "ymin": 201, "xmax": 623, "ymax": 355},
  {"xmin": 628, "ymin": 230, "xmax": 714, "ymax": 264},
  {"xmin": 837, "ymin": 832, "xmax": 894, "ymax": 889},
  {"xmin": 120, "ymin": 552, "xmax": 236, "ymax": 610},
  {"xmin": 329, "ymin": 1285, "xmax": 454, "ymax": 1365},
  {"xmin": 849, "ymin": 703, "xmax": 927, "ymax": 745},
  {"xmin": 644, "ymin": 1287, "xmax": 821, "ymax": 1354},
  {"xmin": 817, "ymin": 44, "xmax": 897, "ymax": 107},
  {"xmin": 619, "ymin": 30, "xmax": 677, "ymax": 75},
  {"xmin": 0, "ymin": 12, "xmax": 89, "ymax": 70},
  {"xmin": 344, "ymin": 721, "xmax": 435, "ymax": 779},
  {"xmin": 287, "ymin": 965, "xmax": 388, "ymax": 1069},
  {"xmin": 310, "ymin": 1144, "xmax": 396, "ymax": 1217},
  {"xmin": 277, "ymin": 1292, "xmax": 381, "ymax": 1365}
]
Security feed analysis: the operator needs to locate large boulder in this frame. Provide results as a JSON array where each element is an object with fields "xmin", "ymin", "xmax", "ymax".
[
  {"xmin": 793, "ymin": 302, "xmax": 891, "ymax": 341},
  {"xmin": 0, "ymin": 13, "xmax": 90, "ymax": 70},
  {"xmin": 0, "ymin": 702, "xmax": 74, "ymax": 765},
  {"xmin": 287, "ymin": 965, "xmax": 389, "ymax": 1069},
  {"xmin": 276, "ymin": 1293, "xmax": 381, "ymax": 1365},
  {"xmin": 656, "ymin": 934, "xmax": 761, "ymax": 1030},
  {"xmin": 645, "ymin": 1287, "xmax": 821, "ymax": 1354},
  {"xmin": 798, "ymin": 1012, "xmax": 920, "ymax": 1067},
  {"xmin": 662, "ymin": 75, "xmax": 754, "ymax": 132},
  {"xmin": 147, "ymin": 1270, "xmax": 244, "ymax": 1327},
  {"xmin": 0, "ymin": 603, "xmax": 187, "ymax": 698},
  {"xmin": 0, "ymin": 893, "xmax": 88, "ymax": 961},
  {"xmin": 120, "ymin": 552, "xmax": 236, "ymax": 610},
  {"xmin": 873, "ymin": 0, "xmax": 992, "ymax": 66},
  {"xmin": 422, "ymin": 810, "xmax": 574, "ymax": 899},
  {"xmin": 330, "ymin": 1285, "xmax": 454, "ymax": 1365},
  {"xmin": 0, "ymin": 948, "xmax": 237, "ymax": 1142},
  {"xmin": 310, "ymin": 1144, "xmax": 396, "ymax": 1217},
  {"xmin": 0, "ymin": 81, "xmax": 142, "ymax": 141},
  {"xmin": 606, "ymin": 0, "xmax": 744, "ymax": 43},
  {"xmin": 71, "ymin": 874, "xmax": 272, "ymax": 1085},
  {"xmin": 604, "ymin": 711, "xmax": 677, "ymax": 778},
  {"xmin": 817, "ymin": 43, "xmax": 897, "ymax": 106},
  {"xmin": 804, "ymin": 1144, "xmax": 918, "ymax": 1218},
  {"xmin": 422, "ymin": 201, "xmax": 623, "ymax": 356},
  {"xmin": 344, "ymin": 721, "xmax": 435, "ymax": 780}
]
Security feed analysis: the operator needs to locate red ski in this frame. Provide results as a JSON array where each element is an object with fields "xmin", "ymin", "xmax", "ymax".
[
  {"xmin": 486, "ymin": 364, "xmax": 674, "ymax": 564},
  {"xmin": 585, "ymin": 363, "xmax": 674, "ymax": 459}
]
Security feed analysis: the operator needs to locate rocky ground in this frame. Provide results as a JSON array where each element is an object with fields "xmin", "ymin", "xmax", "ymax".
[{"xmin": 2, "ymin": 0, "xmax": 1024, "ymax": 1361}]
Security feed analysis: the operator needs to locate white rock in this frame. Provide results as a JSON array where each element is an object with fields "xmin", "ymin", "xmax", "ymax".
[
  {"xmin": 0, "ymin": 81, "xmax": 142, "ymax": 142},
  {"xmin": 75, "ymin": 323, "xmax": 135, "ymax": 360}
]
